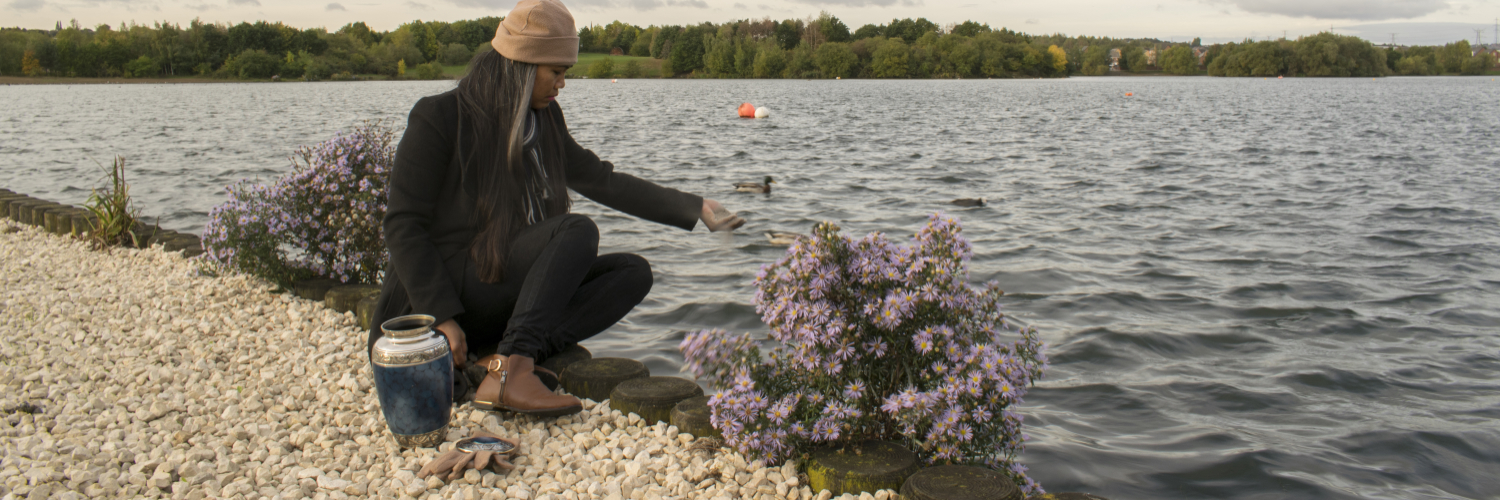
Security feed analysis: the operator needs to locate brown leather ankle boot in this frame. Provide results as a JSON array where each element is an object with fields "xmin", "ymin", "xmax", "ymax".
[{"xmin": 473, "ymin": 354, "xmax": 581, "ymax": 417}]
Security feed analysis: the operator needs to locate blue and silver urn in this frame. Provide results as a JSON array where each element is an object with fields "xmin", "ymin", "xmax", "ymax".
[{"xmin": 372, "ymin": 314, "xmax": 453, "ymax": 448}]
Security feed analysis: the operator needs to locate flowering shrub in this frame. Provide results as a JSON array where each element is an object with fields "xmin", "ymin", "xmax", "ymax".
[
  {"xmin": 200, "ymin": 120, "xmax": 395, "ymax": 286},
  {"xmin": 680, "ymin": 214, "xmax": 1048, "ymax": 495}
]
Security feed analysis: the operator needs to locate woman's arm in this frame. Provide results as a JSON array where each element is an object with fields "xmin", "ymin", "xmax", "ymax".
[
  {"xmin": 550, "ymin": 103, "xmax": 707, "ymax": 230},
  {"xmin": 384, "ymin": 96, "xmax": 466, "ymax": 329}
]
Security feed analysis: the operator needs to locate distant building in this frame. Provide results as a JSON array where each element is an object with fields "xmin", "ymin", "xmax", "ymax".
[
  {"xmin": 1109, "ymin": 48, "xmax": 1121, "ymax": 71},
  {"xmin": 1192, "ymin": 46, "xmax": 1209, "ymax": 65},
  {"xmin": 1145, "ymin": 49, "xmax": 1157, "ymax": 66}
]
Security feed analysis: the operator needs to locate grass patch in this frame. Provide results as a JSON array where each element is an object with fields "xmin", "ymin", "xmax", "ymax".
[{"xmin": 569, "ymin": 53, "xmax": 664, "ymax": 79}]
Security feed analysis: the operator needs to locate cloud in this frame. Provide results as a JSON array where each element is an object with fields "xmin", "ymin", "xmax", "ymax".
[
  {"xmin": 1212, "ymin": 0, "xmax": 1448, "ymax": 21},
  {"xmin": 8, "ymin": 0, "xmax": 45, "ymax": 10},
  {"xmin": 325, "ymin": 1, "xmax": 344, "ymax": 9},
  {"xmin": 733, "ymin": 1, "xmax": 745, "ymax": 7},
  {"xmin": 405, "ymin": 0, "xmax": 429, "ymax": 8},
  {"xmin": 226, "ymin": 0, "xmax": 259, "ymax": 5},
  {"xmin": 185, "ymin": 2, "xmax": 219, "ymax": 10},
  {"xmin": 442, "ymin": 0, "xmax": 510, "ymax": 8},
  {"xmin": 1024, "ymin": 18, "xmax": 1038, "ymax": 24},
  {"xmin": 788, "ymin": 0, "xmax": 902, "ymax": 6},
  {"xmin": 666, "ymin": 0, "xmax": 708, "ymax": 6}
]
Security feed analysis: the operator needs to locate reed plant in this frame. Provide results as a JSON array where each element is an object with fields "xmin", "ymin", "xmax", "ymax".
[
  {"xmin": 681, "ymin": 214, "xmax": 1048, "ymax": 495},
  {"xmin": 83, "ymin": 156, "xmax": 155, "ymax": 249}
]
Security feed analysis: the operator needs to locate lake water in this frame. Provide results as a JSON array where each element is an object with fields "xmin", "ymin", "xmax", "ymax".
[{"xmin": 3, "ymin": 77, "xmax": 1499, "ymax": 499}]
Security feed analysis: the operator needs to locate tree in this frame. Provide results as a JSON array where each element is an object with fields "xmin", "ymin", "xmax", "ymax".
[
  {"xmin": 1047, "ymin": 45, "xmax": 1067, "ymax": 73},
  {"xmin": 397, "ymin": 58, "xmax": 406, "ymax": 77},
  {"xmin": 668, "ymin": 25, "xmax": 705, "ymax": 74},
  {"xmin": 818, "ymin": 13, "xmax": 851, "ymax": 43},
  {"xmin": 871, "ymin": 38, "xmax": 909, "ymax": 77},
  {"xmin": 1161, "ymin": 45, "xmax": 1196, "ymax": 75},
  {"xmin": 1080, "ymin": 44, "xmax": 1109, "ymax": 75},
  {"xmin": 123, "ymin": 55, "xmax": 160, "ymax": 77},
  {"xmin": 951, "ymin": 21, "xmax": 991, "ymax": 38},
  {"xmin": 21, "ymin": 49, "xmax": 43, "ymax": 76},
  {"xmin": 1461, "ymin": 52, "xmax": 1495, "ymax": 75},
  {"xmin": 439, "ymin": 43, "xmax": 471, "ymax": 65},
  {"xmin": 1120, "ymin": 46, "xmax": 1147, "ymax": 72},
  {"xmin": 621, "ymin": 59, "xmax": 642, "ymax": 77},
  {"xmin": 588, "ymin": 57, "xmax": 615, "ymax": 78},
  {"xmin": 224, "ymin": 49, "xmax": 279, "ymax": 78},
  {"xmin": 752, "ymin": 44, "xmax": 786, "ymax": 78},
  {"xmin": 852, "ymin": 24, "xmax": 883, "ymax": 40},
  {"xmin": 774, "ymin": 20, "xmax": 801, "ymax": 51},
  {"xmin": 814, "ymin": 41, "xmax": 857, "ymax": 78}
]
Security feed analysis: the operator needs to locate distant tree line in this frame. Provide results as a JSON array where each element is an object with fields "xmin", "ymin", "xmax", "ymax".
[
  {"xmin": 0, "ymin": 14, "xmax": 1491, "ymax": 80},
  {"xmin": 0, "ymin": 17, "xmax": 499, "ymax": 80}
]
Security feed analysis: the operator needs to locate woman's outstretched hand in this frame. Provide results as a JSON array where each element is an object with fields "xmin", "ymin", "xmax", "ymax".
[
  {"xmin": 434, "ymin": 319, "xmax": 468, "ymax": 367},
  {"xmin": 701, "ymin": 198, "xmax": 746, "ymax": 232}
]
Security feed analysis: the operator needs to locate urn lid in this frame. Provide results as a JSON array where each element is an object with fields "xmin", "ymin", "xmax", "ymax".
[{"xmin": 372, "ymin": 314, "xmax": 450, "ymax": 366}]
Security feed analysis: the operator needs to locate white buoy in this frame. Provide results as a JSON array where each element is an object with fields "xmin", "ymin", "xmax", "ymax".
[
  {"xmin": 754, "ymin": 106, "xmax": 770, "ymax": 119},
  {"xmin": 612, "ymin": 79, "xmax": 618, "ymax": 83}
]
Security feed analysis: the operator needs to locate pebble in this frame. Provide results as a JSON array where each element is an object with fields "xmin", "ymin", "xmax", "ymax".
[{"xmin": 0, "ymin": 222, "xmax": 903, "ymax": 500}]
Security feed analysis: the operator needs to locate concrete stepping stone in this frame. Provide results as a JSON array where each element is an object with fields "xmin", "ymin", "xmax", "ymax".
[
  {"xmin": 807, "ymin": 440, "xmax": 920, "ymax": 496},
  {"xmin": 325, "ymin": 284, "xmax": 381, "ymax": 314},
  {"xmin": 539, "ymin": 344, "xmax": 592, "ymax": 376},
  {"xmin": 356, "ymin": 295, "xmax": 378, "ymax": 330},
  {"xmin": 294, "ymin": 278, "xmax": 342, "ymax": 301},
  {"xmin": 560, "ymin": 357, "xmax": 649, "ymax": 403},
  {"xmin": 901, "ymin": 464, "xmax": 1022, "ymax": 500},
  {"xmin": 670, "ymin": 395, "xmax": 719, "ymax": 439},
  {"xmin": 610, "ymin": 376, "xmax": 704, "ymax": 424}
]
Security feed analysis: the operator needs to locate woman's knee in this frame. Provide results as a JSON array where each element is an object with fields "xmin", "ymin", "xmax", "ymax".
[
  {"xmin": 552, "ymin": 214, "xmax": 598, "ymax": 242},
  {"xmin": 618, "ymin": 253, "xmax": 653, "ymax": 299}
]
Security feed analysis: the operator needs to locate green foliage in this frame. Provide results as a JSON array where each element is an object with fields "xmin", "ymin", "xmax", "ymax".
[
  {"xmin": 0, "ymin": 17, "xmax": 1468, "ymax": 80},
  {"xmin": 815, "ymin": 42, "xmax": 857, "ymax": 78},
  {"xmin": 1161, "ymin": 45, "xmax": 1197, "ymax": 75},
  {"xmin": 587, "ymin": 57, "xmax": 615, "ymax": 78},
  {"xmin": 223, "ymin": 49, "xmax": 280, "ymax": 79},
  {"xmin": 438, "ymin": 43, "xmax": 472, "ymax": 65},
  {"xmin": 668, "ymin": 26, "xmax": 706, "ymax": 75},
  {"xmin": 621, "ymin": 59, "xmax": 642, "ymax": 78},
  {"xmin": 123, "ymin": 55, "xmax": 160, "ymax": 77},
  {"xmin": 83, "ymin": 156, "xmax": 152, "ymax": 249},
  {"xmin": 752, "ymin": 44, "xmax": 785, "ymax": 78},
  {"xmin": 1206, "ymin": 34, "xmax": 1385, "ymax": 77},
  {"xmin": 1461, "ymin": 52, "xmax": 1495, "ymax": 75},
  {"xmin": 871, "ymin": 38, "xmax": 909, "ymax": 78},
  {"xmin": 412, "ymin": 61, "xmax": 444, "ymax": 79}
]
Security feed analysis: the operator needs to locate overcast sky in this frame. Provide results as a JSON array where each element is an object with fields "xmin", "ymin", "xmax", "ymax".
[{"xmin": 6, "ymin": 0, "xmax": 1497, "ymax": 45}]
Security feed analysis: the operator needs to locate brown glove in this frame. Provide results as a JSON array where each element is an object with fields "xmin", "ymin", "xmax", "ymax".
[{"xmin": 416, "ymin": 431, "xmax": 521, "ymax": 481}]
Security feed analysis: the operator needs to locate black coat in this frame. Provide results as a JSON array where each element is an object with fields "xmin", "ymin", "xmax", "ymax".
[{"xmin": 368, "ymin": 89, "xmax": 704, "ymax": 353}]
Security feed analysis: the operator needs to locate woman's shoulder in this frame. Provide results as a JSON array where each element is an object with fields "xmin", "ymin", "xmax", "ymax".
[{"xmin": 410, "ymin": 89, "xmax": 460, "ymax": 123}]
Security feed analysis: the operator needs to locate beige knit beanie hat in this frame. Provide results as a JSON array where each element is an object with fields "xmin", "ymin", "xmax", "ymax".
[{"xmin": 491, "ymin": 0, "xmax": 579, "ymax": 66}]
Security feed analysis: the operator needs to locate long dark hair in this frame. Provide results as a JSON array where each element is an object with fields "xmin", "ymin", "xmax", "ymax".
[{"xmin": 456, "ymin": 48, "xmax": 571, "ymax": 283}]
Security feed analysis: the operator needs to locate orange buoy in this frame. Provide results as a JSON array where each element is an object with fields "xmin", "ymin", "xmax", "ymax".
[
  {"xmin": 737, "ymin": 103, "xmax": 756, "ymax": 118},
  {"xmin": 1125, "ymin": 92, "xmax": 1133, "ymax": 96},
  {"xmin": 1277, "ymin": 75, "xmax": 1283, "ymax": 79},
  {"xmin": 612, "ymin": 79, "xmax": 618, "ymax": 83}
]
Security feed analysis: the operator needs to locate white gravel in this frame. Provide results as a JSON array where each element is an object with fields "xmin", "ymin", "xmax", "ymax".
[{"xmin": 0, "ymin": 221, "xmax": 901, "ymax": 500}]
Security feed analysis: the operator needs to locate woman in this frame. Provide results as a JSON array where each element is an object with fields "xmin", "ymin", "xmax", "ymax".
[{"xmin": 368, "ymin": 0, "xmax": 745, "ymax": 418}]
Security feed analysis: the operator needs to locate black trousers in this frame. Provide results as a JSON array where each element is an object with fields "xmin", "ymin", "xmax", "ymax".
[{"xmin": 452, "ymin": 214, "xmax": 653, "ymax": 362}]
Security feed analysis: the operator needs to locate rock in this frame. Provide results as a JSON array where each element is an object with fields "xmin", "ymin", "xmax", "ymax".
[
  {"xmin": 560, "ymin": 358, "xmax": 650, "ymax": 403},
  {"xmin": 900, "ymin": 465, "xmax": 1021, "ymax": 500},
  {"xmin": 318, "ymin": 475, "xmax": 351, "ymax": 491}
]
